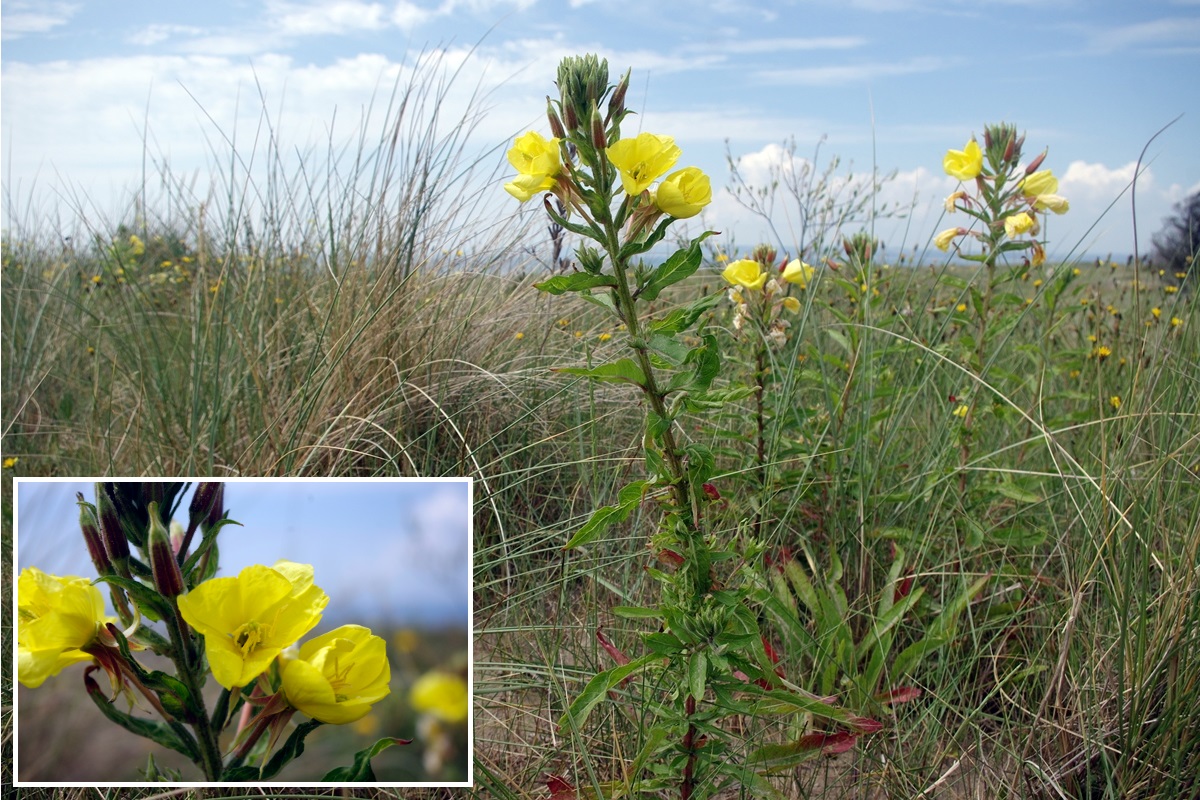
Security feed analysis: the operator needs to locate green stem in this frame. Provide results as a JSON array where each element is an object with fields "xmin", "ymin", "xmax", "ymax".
[{"xmin": 163, "ymin": 600, "xmax": 223, "ymax": 780}]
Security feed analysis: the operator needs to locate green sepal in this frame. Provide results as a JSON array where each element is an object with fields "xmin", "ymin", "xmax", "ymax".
[
  {"xmin": 565, "ymin": 479, "xmax": 651, "ymax": 549},
  {"xmin": 221, "ymin": 719, "xmax": 323, "ymax": 781},
  {"xmin": 535, "ymin": 272, "xmax": 618, "ymax": 295},
  {"xmin": 321, "ymin": 736, "xmax": 412, "ymax": 781},
  {"xmin": 638, "ymin": 231, "xmax": 715, "ymax": 302}
]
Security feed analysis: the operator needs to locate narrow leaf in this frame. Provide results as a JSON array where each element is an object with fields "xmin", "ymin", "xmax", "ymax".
[
  {"xmin": 321, "ymin": 737, "xmax": 411, "ymax": 782},
  {"xmin": 535, "ymin": 272, "xmax": 618, "ymax": 295}
]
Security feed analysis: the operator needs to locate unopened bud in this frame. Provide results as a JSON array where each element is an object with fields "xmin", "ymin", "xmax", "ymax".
[
  {"xmin": 96, "ymin": 483, "xmax": 131, "ymax": 574},
  {"xmin": 78, "ymin": 493, "xmax": 113, "ymax": 576},
  {"xmin": 147, "ymin": 502, "xmax": 184, "ymax": 597},
  {"xmin": 607, "ymin": 68, "xmax": 630, "ymax": 122},
  {"xmin": 590, "ymin": 102, "xmax": 606, "ymax": 150},
  {"xmin": 546, "ymin": 99, "xmax": 566, "ymax": 140},
  {"xmin": 1025, "ymin": 150, "xmax": 1047, "ymax": 175},
  {"xmin": 189, "ymin": 482, "xmax": 223, "ymax": 530}
]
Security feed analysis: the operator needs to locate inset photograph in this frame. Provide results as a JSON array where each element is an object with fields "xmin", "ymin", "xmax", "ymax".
[{"xmin": 14, "ymin": 478, "xmax": 472, "ymax": 787}]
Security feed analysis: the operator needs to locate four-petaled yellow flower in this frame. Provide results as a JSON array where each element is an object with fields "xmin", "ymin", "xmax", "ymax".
[
  {"xmin": 721, "ymin": 258, "xmax": 768, "ymax": 290},
  {"xmin": 18, "ymin": 567, "xmax": 112, "ymax": 688},
  {"xmin": 781, "ymin": 259, "xmax": 815, "ymax": 288},
  {"xmin": 782, "ymin": 296, "xmax": 801, "ymax": 312},
  {"xmin": 410, "ymin": 671, "xmax": 469, "ymax": 723},
  {"xmin": 178, "ymin": 561, "xmax": 329, "ymax": 689},
  {"xmin": 934, "ymin": 228, "xmax": 960, "ymax": 252},
  {"xmin": 281, "ymin": 624, "xmax": 391, "ymax": 724},
  {"xmin": 504, "ymin": 131, "xmax": 562, "ymax": 202},
  {"xmin": 1004, "ymin": 212, "xmax": 1036, "ymax": 238},
  {"xmin": 1021, "ymin": 169, "xmax": 1058, "ymax": 197},
  {"xmin": 607, "ymin": 133, "xmax": 681, "ymax": 196},
  {"xmin": 653, "ymin": 166, "xmax": 711, "ymax": 218},
  {"xmin": 944, "ymin": 139, "xmax": 983, "ymax": 181}
]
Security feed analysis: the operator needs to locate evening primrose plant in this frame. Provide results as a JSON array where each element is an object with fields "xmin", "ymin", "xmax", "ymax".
[
  {"xmin": 507, "ymin": 54, "xmax": 880, "ymax": 799},
  {"xmin": 15, "ymin": 482, "xmax": 402, "ymax": 782}
]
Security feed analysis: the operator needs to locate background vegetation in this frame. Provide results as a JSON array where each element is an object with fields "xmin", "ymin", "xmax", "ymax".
[{"xmin": 2, "ymin": 60, "xmax": 1197, "ymax": 799}]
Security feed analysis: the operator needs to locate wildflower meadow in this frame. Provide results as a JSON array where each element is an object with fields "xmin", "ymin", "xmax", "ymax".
[{"xmin": 3, "ymin": 52, "xmax": 1198, "ymax": 799}]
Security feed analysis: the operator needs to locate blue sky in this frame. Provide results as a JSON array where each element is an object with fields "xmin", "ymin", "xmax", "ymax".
[
  {"xmin": 14, "ymin": 479, "xmax": 472, "ymax": 629},
  {"xmin": 2, "ymin": 0, "xmax": 1199, "ymax": 262}
]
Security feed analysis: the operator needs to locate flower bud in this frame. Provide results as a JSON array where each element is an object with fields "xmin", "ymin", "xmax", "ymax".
[
  {"xmin": 147, "ymin": 501, "xmax": 184, "ymax": 597},
  {"xmin": 189, "ymin": 482, "xmax": 223, "ymax": 532},
  {"xmin": 1025, "ymin": 150, "xmax": 1047, "ymax": 175},
  {"xmin": 590, "ymin": 102, "xmax": 606, "ymax": 151},
  {"xmin": 546, "ymin": 98, "xmax": 566, "ymax": 140},
  {"xmin": 77, "ymin": 492, "xmax": 113, "ymax": 576},
  {"xmin": 607, "ymin": 67, "xmax": 630, "ymax": 122},
  {"xmin": 96, "ymin": 483, "xmax": 131, "ymax": 575}
]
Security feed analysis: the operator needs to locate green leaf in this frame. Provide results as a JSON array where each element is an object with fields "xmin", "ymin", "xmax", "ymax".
[
  {"xmin": 322, "ymin": 737, "xmax": 411, "ymax": 782},
  {"xmin": 84, "ymin": 675, "xmax": 200, "ymax": 762},
  {"xmin": 689, "ymin": 650, "xmax": 708, "ymax": 701},
  {"xmin": 559, "ymin": 653, "xmax": 658, "ymax": 731},
  {"xmin": 221, "ymin": 719, "xmax": 323, "ymax": 781},
  {"xmin": 555, "ymin": 358, "xmax": 646, "ymax": 387},
  {"xmin": 992, "ymin": 482, "xmax": 1043, "ymax": 504},
  {"xmin": 611, "ymin": 605, "xmax": 663, "ymax": 620},
  {"xmin": 94, "ymin": 574, "xmax": 172, "ymax": 623},
  {"xmin": 649, "ymin": 291, "xmax": 723, "ymax": 335},
  {"xmin": 564, "ymin": 479, "xmax": 650, "ymax": 549},
  {"xmin": 534, "ymin": 272, "xmax": 618, "ymax": 295},
  {"xmin": 639, "ymin": 231, "xmax": 715, "ymax": 302}
]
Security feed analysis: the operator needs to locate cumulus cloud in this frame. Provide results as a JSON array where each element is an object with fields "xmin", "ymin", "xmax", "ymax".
[
  {"xmin": 1, "ymin": 1, "xmax": 79, "ymax": 40},
  {"xmin": 757, "ymin": 56, "xmax": 952, "ymax": 86}
]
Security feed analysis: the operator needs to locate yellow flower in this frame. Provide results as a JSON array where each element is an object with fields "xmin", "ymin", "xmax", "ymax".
[
  {"xmin": 956, "ymin": 303, "xmax": 967, "ymax": 313},
  {"xmin": 514, "ymin": 332, "xmax": 525, "ymax": 340},
  {"xmin": 1151, "ymin": 307, "xmax": 1161, "ymax": 319},
  {"xmin": 782, "ymin": 296, "xmax": 801, "ymax": 312},
  {"xmin": 1171, "ymin": 316, "xmax": 1182, "ymax": 327},
  {"xmin": 721, "ymin": 258, "xmax": 768, "ymax": 290},
  {"xmin": 1093, "ymin": 345, "xmax": 1112, "ymax": 359},
  {"xmin": 598, "ymin": 332, "xmax": 613, "ymax": 341},
  {"xmin": 781, "ymin": 259, "xmax": 815, "ymax": 288},
  {"xmin": 1165, "ymin": 285, "xmax": 1178, "ymax": 294},
  {"xmin": 934, "ymin": 228, "xmax": 960, "ymax": 252},
  {"xmin": 18, "ymin": 568, "xmax": 112, "ymax": 688},
  {"xmin": 1021, "ymin": 169, "xmax": 1058, "ymax": 197},
  {"xmin": 1004, "ymin": 212, "xmax": 1035, "ymax": 238},
  {"xmin": 177, "ymin": 561, "xmax": 328, "ymax": 689},
  {"xmin": 1109, "ymin": 395, "xmax": 1122, "ymax": 410},
  {"xmin": 607, "ymin": 133, "xmax": 681, "ymax": 196},
  {"xmin": 944, "ymin": 139, "xmax": 983, "ymax": 181},
  {"xmin": 504, "ymin": 131, "xmax": 562, "ymax": 203},
  {"xmin": 410, "ymin": 671, "xmax": 469, "ymax": 723},
  {"xmin": 504, "ymin": 172, "xmax": 557, "ymax": 203},
  {"xmin": 506, "ymin": 131, "xmax": 561, "ymax": 178},
  {"xmin": 944, "ymin": 191, "xmax": 968, "ymax": 213},
  {"xmin": 1033, "ymin": 194, "xmax": 1069, "ymax": 214},
  {"xmin": 953, "ymin": 404, "xmax": 969, "ymax": 419},
  {"xmin": 653, "ymin": 166, "xmax": 711, "ymax": 218},
  {"xmin": 281, "ymin": 624, "xmax": 391, "ymax": 725},
  {"xmin": 2, "ymin": 457, "xmax": 16, "ymax": 469},
  {"xmin": 128, "ymin": 234, "xmax": 145, "ymax": 256}
]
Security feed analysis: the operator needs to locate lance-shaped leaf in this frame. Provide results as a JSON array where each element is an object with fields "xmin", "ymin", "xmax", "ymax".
[
  {"xmin": 648, "ymin": 291, "xmax": 723, "ymax": 335},
  {"xmin": 84, "ymin": 668, "xmax": 200, "ymax": 762},
  {"xmin": 535, "ymin": 272, "xmax": 619, "ymax": 295},
  {"xmin": 565, "ymin": 479, "xmax": 651, "ymax": 549},
  {"xmin": 638, "ymin": 231, "xmax": 714, "ymax": 302},
  {"xmin": 555, "ymin": 358, "xmax": 646, "ymax": 387},
  {"xmin": 559, "ymin": 653, "xmax": 658, "ymax": 731},
  {"xmin": 322, "ymin": 737, "xmax": 411, "ymax": 782}
]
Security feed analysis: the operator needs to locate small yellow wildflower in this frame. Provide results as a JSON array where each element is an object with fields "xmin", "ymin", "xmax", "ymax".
[
  {"xmin": 1171, "ymin": 317, "xmax": 1182, "ymax": 327},
  {"xmin": 557, "ymin": 318, "xmax": 570, "ymax": 327},
  {"xmin": 1165, "ymin": 285, "xmax": 1178, "ymax": 294},
  {"xmin": 956, "ymin": 303, "xmax": 967, "ymax": 313},
  {"xmin": 598, "ymin": 332, "xmax": 613, "ymax": 341},
  {"xmin": 1109, "ymin": 395, "xmax": 1122, "ymax": 410},
  {"xmin": 782, "ymin": 296, "xmax": 801, "ymax": 313},
  {"xmin": 514, "ymin": 332, "xmax": 524, "ymax": 340},
  {"xmin": 1151, "ymin": 307, "xmax": 1162, "ymax": 319},
  {"xmin": 1093, "ymin": 345, "xmax": 1111, "ymax": 359},
  {"xmin": 90, "ymin": 275, "xmax": 101, "ymax": 284},
  {"xmin": 2, "ymin": 457, "xmax": 17, "ymax": 469},
  {"xmin": 1073, "ymin": 268, "xmax": 1081, "ymax": 276},
  {"xmin": 953, "ymin": 404, "xmax": 969, "ymax": 419},
  {"xmin": 1033, "ymin": 279, "xmax": 1043, "ymax": 288}
]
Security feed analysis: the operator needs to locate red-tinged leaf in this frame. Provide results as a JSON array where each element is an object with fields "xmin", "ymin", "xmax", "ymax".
[
  {"xmin": 546, "ymin": 774, "xmax": 577, "ymax": 800},
  {"xmin": 894, "ymin": 574, "xmax": 915, "ymax": 602},
  {"xmin": 876, "ymin": 685, "xmax": 923, "ymax": 706},
  {"xmin": 657, "ymin": 549, "xmax": 685, "ymax": 567},
  {"xmin": 702, "ymin": 482, "xmax": 721, "ymax": 500},
  {"xmin": 819, "ymin": 731, "xmax": 859, "ymax": 755},
  {"xmin": 847, "ymin": 715, "xmax": 884, "ymax": 734},
  {"xmin": 596, "ymin": 628, "xmax": 630, "ymax": 667},
  {"xmin": 761, "ymin": 636, "xmax": 782, "ymax": 666}
]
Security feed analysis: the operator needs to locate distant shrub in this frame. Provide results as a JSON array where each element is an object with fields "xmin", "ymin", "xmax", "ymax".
[{"xmin": 1152, "ymin": 190, "xmax": 1198, "ymax": 289}]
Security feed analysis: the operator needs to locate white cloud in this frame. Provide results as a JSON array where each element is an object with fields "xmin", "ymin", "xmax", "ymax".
[
  {"xmin": 126, "ymin": 23, "xmax": 207, "ymax": 47},
  {"xmin": 1088, "ymin": 16, "xmax": 1200, "ymax": 52},
  {"xmin": 269, "ymin": 0, "xmax": 392, "ymax": 36},
  {"xmin": 1061, "ymin": 160, "xmax": 1150, "ymax": 195},
  {"xmin": 683, "ymin": 36, "xmax": 867, "ymax": 56},
  {"xmin": 1, "ymin": 1, "xmax": 79, "ymax": 39},
  {"xmin": 757, "ymin": 56, "xmax": 951, "ymax": 86}
]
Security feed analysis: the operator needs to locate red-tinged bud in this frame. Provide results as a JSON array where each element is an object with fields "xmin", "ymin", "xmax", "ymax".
[
  {"xmin": 96, "ymin": 483, "xmax": 131, "ymax": 575},
  {"xmin": 590, "ymin": 102, "xmax": 606, "ymax": 151},
  {"xmin": 983, "ymin": 128, "xmax": 993, "ymax": 150},
  {"xmin": 147, "ymin": 501, "xmax": 184, "ymax": 597},
  {"xmin": 1025, "ymin": 150, "xmax": 1047, "ymax": 175},
  {"xmin": 78, "ymin": 492, "xmax": 113, "ymax": 576},
  {"xmin": 701, "ymin": 483, "xmax": 721, "ymax": 501},
  {"xmin": 657, "ymin": 549, "xmax": 685, "ymax": 567},
  {"xmin": 562, "ymin": 102, "xmax": 578, "ymax": 134},
  {"xmin": 546, "ymin": 98, "xmax": 566, "ymax": 140},
  {"xmin": 607, "ymin": 68, "xmax": 630, "ymax": 122},
  {"xmin": 596, "ymin": 628, "xmax": 630, "ymax": 666},
  {"xmin": 894, "ymin": 574, "xmax": 915, "ymax": 602}
]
